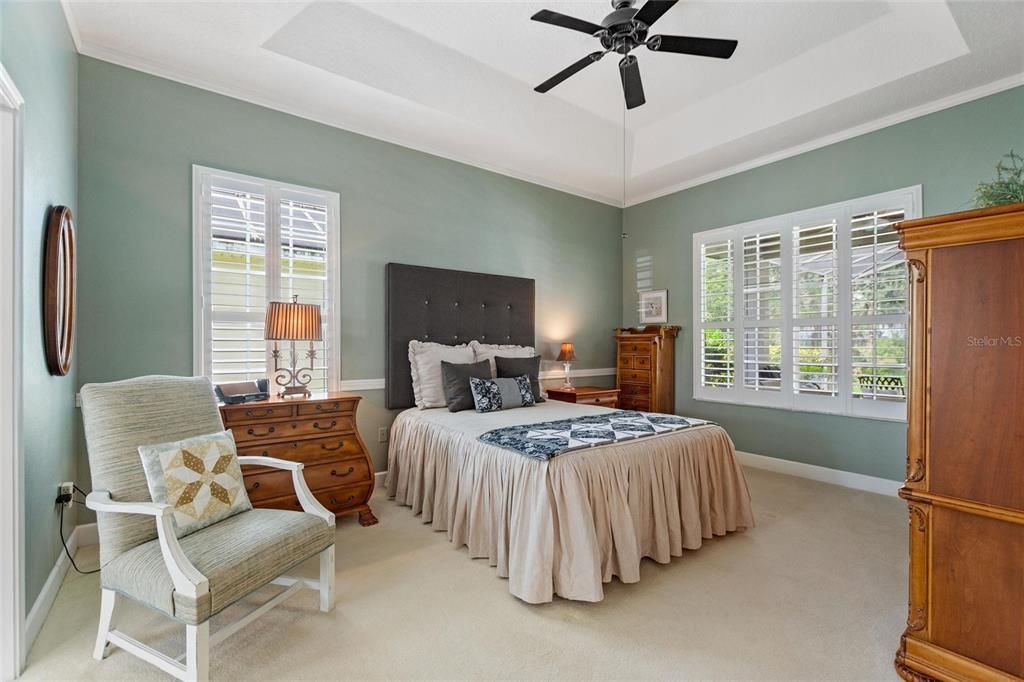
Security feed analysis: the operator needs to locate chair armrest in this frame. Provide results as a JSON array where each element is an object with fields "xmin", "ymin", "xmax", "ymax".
[
  {"xmin": 86, "ymin": 491, "xmax": 209, "ymax": 599},
  {"xmin": 86, "ymin": 491, "xmax": 168, "ymax": 516},
  {"xmin": 237, "ymin": 455, "xmax": 301, "ymax": 471},
  {"xmin": 238, "ymin": 456, "xmax": 334, "ymax": 525}
]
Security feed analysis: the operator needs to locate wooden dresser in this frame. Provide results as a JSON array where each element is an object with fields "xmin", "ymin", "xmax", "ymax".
[
  {"xmin": 894, "ymin": 202, "xmax": 1024, "ymax": 682},
  {"xmin": 220, "ymin": 392, "xmax": 378, "ymax": 526},
  {"xmin": 615, "ymin": 325, "xmax": 680, "ymax": 413}
]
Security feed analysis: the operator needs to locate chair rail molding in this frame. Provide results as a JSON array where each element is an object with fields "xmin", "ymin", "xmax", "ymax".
[{"xmin": 0, "ymin": 61, "xmax": 26, "ymax": 680}]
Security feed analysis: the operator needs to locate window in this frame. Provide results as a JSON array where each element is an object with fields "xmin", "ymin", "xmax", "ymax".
[
  {"xmin": 193, "ymin": 166, "xmax": 340, "ymax": 393},
  {"xmin": 692, "ymin": 187, "xmax": 920, "ymax": 420}
]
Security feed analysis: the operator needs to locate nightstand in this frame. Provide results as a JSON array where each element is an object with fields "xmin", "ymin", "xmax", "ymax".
[
  {"xmin": 220, "ymin": 392, "xmax": 378, "ymax": 526},
  {"xmin": 546, "ymin": 386, "xmax": 620, "ymax": 409}
]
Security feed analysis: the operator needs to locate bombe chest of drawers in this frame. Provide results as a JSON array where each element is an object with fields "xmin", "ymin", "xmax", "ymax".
[{"xmin": 220, "ymin": 392, "xmax": 378, "ymax": 526}]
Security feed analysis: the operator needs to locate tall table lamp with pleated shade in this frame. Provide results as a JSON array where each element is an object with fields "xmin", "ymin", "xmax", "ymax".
[
  {"xmin": 265, "ymin": 295, "xmax": 322, "ymax": 398},
  {"xmin": 557, "ymin": 342, "xmax": 577, "ymax": 389}
]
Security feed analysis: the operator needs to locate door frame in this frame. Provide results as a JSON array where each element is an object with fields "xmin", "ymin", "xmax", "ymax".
[{"xmin": 0, "ymin": 62, "xmax": 25, "ymax": 680}]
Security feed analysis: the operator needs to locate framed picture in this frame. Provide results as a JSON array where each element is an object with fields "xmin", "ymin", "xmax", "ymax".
[{"xmin": 639, "ymin": 289, "xmax": 668, "ymax": 324}]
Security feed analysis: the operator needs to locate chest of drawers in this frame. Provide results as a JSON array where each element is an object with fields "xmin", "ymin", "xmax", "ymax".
[
  {"xmin": 220, "ymin": 392, "xmax": 378, "ymax": 526},
  {"xmin": 615, "ymin": 325, "xmax": 680, "ymax": 414}
]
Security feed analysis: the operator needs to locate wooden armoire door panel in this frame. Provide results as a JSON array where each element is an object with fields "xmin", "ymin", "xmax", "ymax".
[
  {"xmin": 928, "ymin": 239, "xmax": 1024, "ymax": 511},
  {"xmin": 929, "ymin": 506, "xmax": 1024, "ymax": 676},
  {"xmin": 896, "ymin": 203, "xmax": 1024, "ymax": 682}
]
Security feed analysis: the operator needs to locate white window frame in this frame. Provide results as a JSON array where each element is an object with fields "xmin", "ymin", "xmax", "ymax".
[
  {"xmin": 192, "ymin": 165, "xmax": 341, "ymax": 392},
  {"xmin": 692, "ymin": 185, "xmax": 921, "ymax": 421}
]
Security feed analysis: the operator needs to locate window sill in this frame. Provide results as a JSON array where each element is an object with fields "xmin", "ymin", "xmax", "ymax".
[{"xmin": 691, "ymin": 394, "xmax": 907, "ymax": 423}]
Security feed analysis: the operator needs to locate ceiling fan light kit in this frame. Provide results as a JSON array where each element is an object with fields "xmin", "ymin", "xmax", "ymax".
[{"xmin": 531, "ymin": 0, "xmax": 738, "ymax": 109}]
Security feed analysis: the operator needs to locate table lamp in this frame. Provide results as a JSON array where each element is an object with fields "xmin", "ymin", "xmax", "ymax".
[
  {"xmin": 557, "ymin": 342, "xmax": 577, "ymax": 389},
  {"xmin": 265, "ymin": 295, "xmax": 322, "ymax": 398}
]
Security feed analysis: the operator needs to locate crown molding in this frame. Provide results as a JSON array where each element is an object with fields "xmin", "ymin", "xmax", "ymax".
[
  {"xmin": 59, "ymin": 1, "xmax": 84, "ymax": 53},
  {"xmin": 627, "ymin": 71, "xmax": 1024, "ymax": 207},
  {"xmin": 65, "ymin": 13, "xmax": 1024, "ymax": 211},
  {"xmin": 74, "ymin": 42, "xmax": 623, "ymax": 208}
]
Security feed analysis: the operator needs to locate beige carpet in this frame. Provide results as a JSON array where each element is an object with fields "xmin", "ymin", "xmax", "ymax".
[{"xmin": 23, "ymin": 467, "xmax": 906, "ymax": 681}]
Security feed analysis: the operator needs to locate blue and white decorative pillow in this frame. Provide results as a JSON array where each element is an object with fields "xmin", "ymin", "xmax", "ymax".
[{"xmin": 470, "ymin": 375, "xmax": 536, "ymax": 413}]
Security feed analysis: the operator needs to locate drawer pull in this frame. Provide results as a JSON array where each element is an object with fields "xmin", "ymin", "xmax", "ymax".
[
  {"xmin": 320, "ymin": 441, "xmax": 345, "ymax": 452},
  {"xmin": 330, "ymin": 494, "xmax": 355, "ymax": 507},
  {"xmin": 331, "ymin": 466, "xmax": 355, "ymax": 478},
  {"xmin": 244, "ymin": 408, "xmax": 274, "ymax": 418},
  {"xmin": 313, "ymin": 420, "xmax": 337, "ymax": 431},
  {"xmin": 316, "ymin": 403, "xmax": 340, "ymax": 412},
  {"xmin": 247, "ymin": 426, "xmax": 276, "ymax": 437},
  {"xmin": 250, "ymin": 481, "xmax": 260, "ymax": 490}
]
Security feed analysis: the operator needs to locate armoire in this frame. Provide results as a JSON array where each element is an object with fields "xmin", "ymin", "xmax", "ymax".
[{"xmin": 894, "ymin": 201, "xmax": 1024, "ymax": 681}]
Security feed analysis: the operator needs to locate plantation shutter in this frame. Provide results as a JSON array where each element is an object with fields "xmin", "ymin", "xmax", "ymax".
[
  {"xmin": 850, "ymin": 208, "xmax": 908, "ymax": 411},
  {"xmin": 698, "ymin": 238, "xmax": 735, "ymax": 390},
  {"xmin": 203, "ymin": 177, "xmax": 270, "ymax": 385},
  {"xmin": 741, "ymin": 232, "xmax": 782, "ymax": 395},
  {"xmin": 792, "ymin": 219, "xmax": 839, "ymax": 406},
  {"xmin": 196, "ymin": 168, "xmax": 339, "ymax": 392}
]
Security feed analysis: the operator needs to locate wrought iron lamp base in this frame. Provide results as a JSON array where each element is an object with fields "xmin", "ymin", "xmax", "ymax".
[{"xmin": 272, "ymin": 342, "xmax": 317, "ymax": 399}]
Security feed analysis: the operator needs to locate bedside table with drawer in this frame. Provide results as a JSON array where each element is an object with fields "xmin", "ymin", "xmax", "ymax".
[
  {"xmin": 546, "ymin": 386, "xmax": 620, "ymax": 409},
  {"xmin": 220, "ymin": 392, "xmax": 378, "ymax": 526}
]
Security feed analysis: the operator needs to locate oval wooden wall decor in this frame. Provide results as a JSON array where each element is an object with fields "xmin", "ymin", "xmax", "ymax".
[{"xmin": 44, "ymin": 206, "xmax": 76, "ymax": 376}]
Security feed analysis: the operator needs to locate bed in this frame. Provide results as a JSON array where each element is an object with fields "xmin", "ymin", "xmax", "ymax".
[{"xmin": 383, "ymin": 263, "xmax": 754, "ymax": 603}]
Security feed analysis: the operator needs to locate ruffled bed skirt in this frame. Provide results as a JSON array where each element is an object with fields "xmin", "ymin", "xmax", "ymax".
[{"xmin": 386, "ymin": 411, "xmax": 754, "ymax": 603}]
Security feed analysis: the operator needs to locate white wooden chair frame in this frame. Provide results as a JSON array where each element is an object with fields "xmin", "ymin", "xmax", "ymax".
[{"xmin": 86, "ymin": 456, "xmax": 335, "ymax": 682}]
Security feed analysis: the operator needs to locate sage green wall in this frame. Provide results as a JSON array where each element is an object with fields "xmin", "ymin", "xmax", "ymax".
[
  {"xmin": 2, "ymin": 1, "xmax": 80, "ymax": 609},
  {"xmin": 76, "ymin": 57, "xmax": 623, "ymax": 485},
  {"xmin": 623, "ymin": 85, "xmax": 1024, "ymax": 481}
]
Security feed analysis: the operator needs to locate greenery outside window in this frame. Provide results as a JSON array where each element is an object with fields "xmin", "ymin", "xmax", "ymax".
[{"xmin": 692, "ymin": 186, "xmax": 920, "ymax": 420}]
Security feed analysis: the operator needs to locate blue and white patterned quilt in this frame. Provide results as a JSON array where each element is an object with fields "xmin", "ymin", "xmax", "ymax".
[{"xmin": 478, "ymin": 410, "xmax": 710, "ymax": 461}]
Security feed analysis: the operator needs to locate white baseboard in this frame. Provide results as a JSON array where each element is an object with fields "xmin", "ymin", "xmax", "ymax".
[
  {"xmin": 76, "ymin": 522, "xmax": 98, "ymax": 547},
  {"xmin": 374, "ymin": 470, "xmax": 386, "ymax": 489},
  {"xmin": 24, "ymin": 524, "xmax": 87, "ymax": 657},
  {"xmin": 736, "ymin": 451, "xmax": 902, "ymax": 497}
]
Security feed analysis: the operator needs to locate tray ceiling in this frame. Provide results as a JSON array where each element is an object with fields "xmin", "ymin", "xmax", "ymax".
[{"xmin": 65, "ymin": 1, "xmax": 1024, "ymax": 205}]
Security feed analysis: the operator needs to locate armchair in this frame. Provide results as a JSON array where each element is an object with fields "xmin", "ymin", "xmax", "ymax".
[{"xmin": 81, "ymin": 376, "xmax": 336, "ymax": 682}]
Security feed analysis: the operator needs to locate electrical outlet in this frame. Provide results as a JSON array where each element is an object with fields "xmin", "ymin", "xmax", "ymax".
[
  {"xmin": 58, "ymin": 482, "xmax": 75, "ymax": 508},
  {"xmin": 378, "ymin": 427, "xmax": 388, "ymax": 443}
]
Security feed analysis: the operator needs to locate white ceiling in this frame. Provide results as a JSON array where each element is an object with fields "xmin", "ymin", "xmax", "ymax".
[{"xmin": 65, "ymin": 1, "xmax": 1024, "ymax": 206}]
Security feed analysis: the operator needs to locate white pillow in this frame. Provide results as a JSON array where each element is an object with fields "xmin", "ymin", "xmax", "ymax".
[
  {"xmin": 470, "ymin": 340, "xmax": 536, "ymax": 377},
  {"xmin": 408, "ymin": 340, "xmax": 474, "ymax": 409}
]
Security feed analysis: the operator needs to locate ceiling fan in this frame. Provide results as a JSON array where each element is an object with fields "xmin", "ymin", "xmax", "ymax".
[{"xmin": 530, "ymin": 0, "xmax": 738, "ymax": 109}]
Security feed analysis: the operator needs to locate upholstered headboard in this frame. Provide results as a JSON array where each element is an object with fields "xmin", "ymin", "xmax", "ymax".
[{"xmin": 385, "ymin": 263, "xmax": 536, "ymax": 409}]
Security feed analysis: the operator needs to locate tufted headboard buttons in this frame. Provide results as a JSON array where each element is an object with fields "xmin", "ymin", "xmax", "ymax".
[{"xmin": 385, "ymin": 263, "xmax": 536, "ymax": 409}]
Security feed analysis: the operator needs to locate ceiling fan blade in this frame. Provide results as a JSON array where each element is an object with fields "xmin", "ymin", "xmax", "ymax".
[
  {"xmin": 530, "ymin": 9, "xmax": 604, "ymax": 36},
  {"xmin": 648, "ymin": 35, "xmax": 738, "ymax": 59},
  {"xmin": 633, "ymin": 0, "xmax": 678, "ymax": 28},
  {"xmin": 535, "ymin": 52, "xmax": 605, "ymax": 93},
  {"xmin": 619, "ymin": 56, "xmax": 646, "ymax": 110}
]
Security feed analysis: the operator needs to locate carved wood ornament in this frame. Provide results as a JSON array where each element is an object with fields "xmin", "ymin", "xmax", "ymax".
[{"xmin": 43, "ymin": 206, "xmax": 76, "ymax": 376}]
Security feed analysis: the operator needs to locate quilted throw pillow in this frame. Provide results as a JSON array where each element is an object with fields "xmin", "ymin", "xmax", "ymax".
[
  {"xmin": 138, "ymin": 430, "xmax": 252, "ymax": 538},
  {"xmin": 470, "ymin": 375, "xmax": 536, "ymax": 413}
]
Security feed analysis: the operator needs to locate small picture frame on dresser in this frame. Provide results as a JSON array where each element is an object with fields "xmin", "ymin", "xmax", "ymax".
[{"xmin": 639, "ymin": 289, "xmax": 668, "ymax": 324}]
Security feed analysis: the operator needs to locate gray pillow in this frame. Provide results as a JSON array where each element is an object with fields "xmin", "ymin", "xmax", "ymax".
[
  {"xmin": 440, "ymin": 359, "xmax": 493, "ymax": 412},
  {"xmin": 470, "ymin": 376, "xmax": 536, "ymax": 413},
  {"xmin": 495, "ymin": 355, "xmax": 545, "ymax": 403}
]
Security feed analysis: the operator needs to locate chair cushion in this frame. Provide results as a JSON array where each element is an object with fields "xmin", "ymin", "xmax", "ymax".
[{"xmin": 101, "ymin": 508, "xmax": 334, "ymax": 624}]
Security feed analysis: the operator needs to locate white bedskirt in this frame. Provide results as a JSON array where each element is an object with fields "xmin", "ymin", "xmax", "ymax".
[{"xmin": 385, "ymin": 403, "xmax": 754, "ymax": 603}]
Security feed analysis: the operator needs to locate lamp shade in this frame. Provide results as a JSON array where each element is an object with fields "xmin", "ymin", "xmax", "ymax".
[
  {"xmin": 557, "ymin": 342, "xmax": 577, "ymax": 362},
  {"xmin": 264, "ymin": 300, "xmax": 323, "ymax": 341}
]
